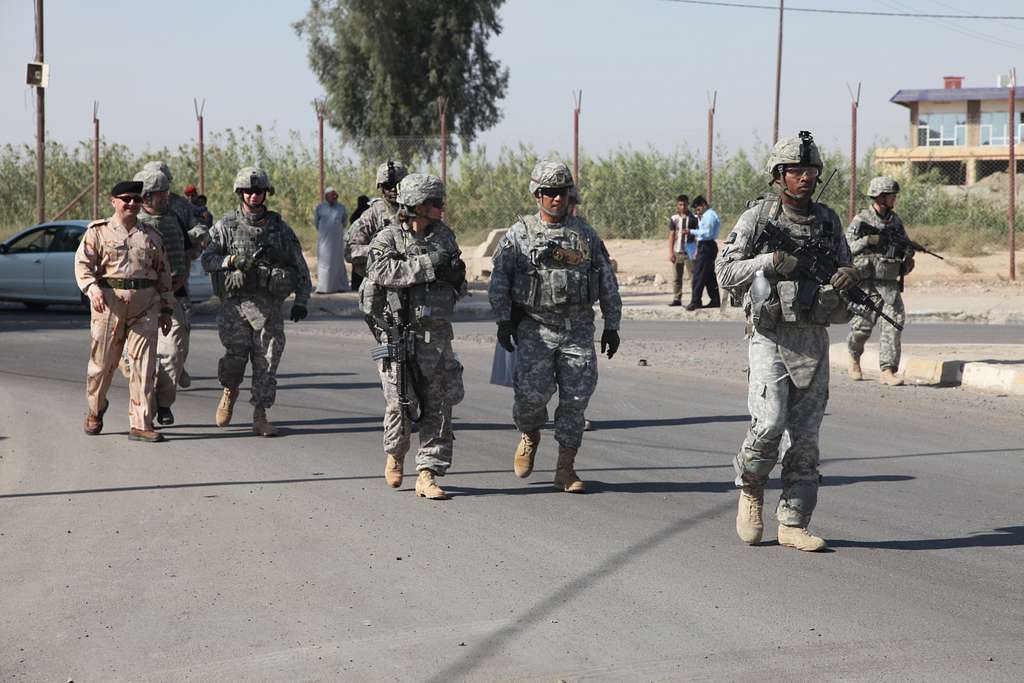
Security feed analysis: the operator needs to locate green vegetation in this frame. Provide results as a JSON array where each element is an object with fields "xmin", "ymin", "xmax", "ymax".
[{"xmin": 1, "ymin": 129, "xmax": 1019, "ymax": 256}]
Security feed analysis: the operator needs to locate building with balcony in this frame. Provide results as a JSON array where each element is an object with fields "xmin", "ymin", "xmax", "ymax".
[{"xmin": 874, "ymin": 76, "xmax": 1024, "ymax": 185}]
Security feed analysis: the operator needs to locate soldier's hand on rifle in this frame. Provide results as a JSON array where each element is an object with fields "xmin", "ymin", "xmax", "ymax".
[
  {"xmin": 830, "ymin": 266, "xmax": 859, "ymax": 291},
  {"xmin": 231, "ymin": 252, "xmax": 254, "ymax": 272},
  {"xmin": 600, "ymin": 329, "xmax": 620, "ymax": 359},
  {"xmin": 290, "ymin": 304, "xmax": 307, "ymax": 322},
  {"xmin": 772, "ymin": 251, "xmax": 799, "ymax": 277},
  {"xmin": 903, "ymin": 255, "xmax": 916, "ymax": 275},
  {"xmin": 866, "ymin": 234, "xmax": 881, "ymax": 246},
  {"xmin": 497, "ymin": 320, "xmax": 518, "ymax": 352},
  {"xmin": 224, "ymin": 270, "xmax": 246, "ymax": 290}
]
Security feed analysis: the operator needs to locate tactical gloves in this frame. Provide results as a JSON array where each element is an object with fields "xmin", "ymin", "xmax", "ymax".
[
  {"xmin": 497, "ymin": 320, "xmax": 518, "ymax": 352},
  {"xmin": 773, "ymin": 251, "xmax": 799, "ymax": 277},
  {"xmin": 224, "ymin": 270, "xmax": 246, "ymax": 290},
  {"xmin": 600, "ymin": 329, "xmax": 620, "ymax": 359},
  {"xmin": 830, "ymin": 266, "xmax": 859, "ymax": 291},
  {"xmin": 231, "ymin": 252, "xmax": 254, "ymax": 272},
  {"xmin": 290, "ymin": 304, "xmax": 308, "ymax": 322}
]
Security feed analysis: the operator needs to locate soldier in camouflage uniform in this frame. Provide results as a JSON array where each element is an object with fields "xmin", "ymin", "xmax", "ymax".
[
  {"xmin": 488, "ymin": 160, "xmax": 622, "ymax": 494},
  {"xmin": 202, "ymin": 167, "xmax": 312, "ymax": 436},
  {"xmin": 363, "ymin": 174, "xmax": 466, "ymax": 500},
  {"xmin": 846, "ymin": 176, "xmax": 916, "ymax": 386},
  {"xmin": 134, "ymin": 169, "xmax": 189, "ymax": 426},
  {"xmin": 140, "ymin": 160, "xmax": 209, "ymax": 389},
  {"xmin": 346, "ymin": 161, "xmax": 408, "ymax": 281},
  {"xmin": 715, "ymin": 132, "xmax": 860, "ymax": 552}
]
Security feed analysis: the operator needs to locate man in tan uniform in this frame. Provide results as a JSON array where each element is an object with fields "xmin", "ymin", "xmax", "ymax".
[{"xmin": 75, "ymin": 180, "xmax": 174, "ymax": 442}]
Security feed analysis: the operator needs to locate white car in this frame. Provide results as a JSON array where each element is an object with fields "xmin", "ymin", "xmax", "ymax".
[{"xmin": 0, "ymin": 220, "xmax": 212, "ymax": 310}]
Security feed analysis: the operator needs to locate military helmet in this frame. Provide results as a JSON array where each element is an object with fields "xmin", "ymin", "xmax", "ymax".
[
  {"xmin": 867, "ymin": 175, "xmax": 900, "ymax": 197},
  {"xmin": 765, "ymin": 131, "xmax": 823, "ymax": 177},
  {"xmin": 133, "ymin": 169, "xmax": 170, "ymax": 194},
  {"xmin": 233, "ymin": 166, "xmax": 275, "ymax": 195},
  {"xmin": 529, "ymin": 160, "xmax": 574, "ymax": 195},
  {"xmin": 397, "ymin": 173, "xmax": 445, "ymax": 208},
  {"xmin": 142, "ymin": 160, "xmax": 173, "ymax": 184},
  {"xmin": 375, "ymin": 161, "xmax": 408, "ymax": 186}
]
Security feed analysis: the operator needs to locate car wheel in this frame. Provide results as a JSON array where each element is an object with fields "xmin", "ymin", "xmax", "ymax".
[{"xmin": 24, "ymin": 302, "xmax": 49, "ymax": 311}]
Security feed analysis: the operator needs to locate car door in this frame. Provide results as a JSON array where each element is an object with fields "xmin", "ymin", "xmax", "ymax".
[
  {"xmin": 0, "ymin": 226, "xmax": 59, "ymax": 300},
  {"xmin": 43, "ymin": 225, "xmax": 86, "ymax": 302}
]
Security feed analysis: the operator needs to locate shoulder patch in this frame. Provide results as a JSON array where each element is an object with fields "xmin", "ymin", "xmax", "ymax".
[{"xmin": 725, "ymin": 231, "xmax": 738, "ymax": 244}]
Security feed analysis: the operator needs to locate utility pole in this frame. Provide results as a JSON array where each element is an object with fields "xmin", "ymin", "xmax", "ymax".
[
  {"xmin": 706, "ymin": 90, "xmax": 717, "ymax": 205},
  {"xmin": 772, "ymin": 0, "xmax": 784, "ymax": 144},
  {"xmin": 35, "ymin": 0, "xmax": 46, "ymax": 223},
  {"xmin": 92, "ymin": 102, "xmax": 100, "ymax": 220},
  {"xmin": 315, "ymin": 99, "xmax": 326, "ymax": 201},
  {"xmin": 194, "ymin": 99, "xmax": 206, "ymax": 194},
  {"xmin": 848, "ymin": 82, "xmax": 861, "ymax": 222},
  {"xmin": 437, "ymin": 96, "xmax": 448, "ymax": 185},
  {"xmin": 572, "ymin": 91, "xmax": 582, "ymax": 184},
  {"xmin": 1010, "ymin": 67, "xmax": 1017, "ymax": 281}
]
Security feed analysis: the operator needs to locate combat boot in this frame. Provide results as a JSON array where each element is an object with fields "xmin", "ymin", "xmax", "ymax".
[
  {"xmin": 736, "ymin": 485, "xmax": 764, "ymax": 544},
  {"xmin": 215, "ymin": 387, "xmax": 239, "ymax": 427},
  {"xmin": 514, "ymin": 430, "xmax": 540, "ymax": 478},
  {"xmin": 554, "ymin": 446, "xmax": 586, "ymax": 493},
  {"xmin": 415, "ymin": 469, "xmax": 449, "ymax": 500},
  {"xmin": 778, "ymin": 525, "xmax": 827, "ymax": 552},
  {"xmin": 879, "ymin": 368, "xmax": 904, "ymax": 386},
  {"xmin": 847, "ymin": 353, "xmax": 863, "ymax": 381},
  {"xmin": 252, "ymin": 407, "xmax": 277, "ymax": 437},
  {"xmin": 384, "ymin": 453, "xmax": 404, "ymax": 488}
]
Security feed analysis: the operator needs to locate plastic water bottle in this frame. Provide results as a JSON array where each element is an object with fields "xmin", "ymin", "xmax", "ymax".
[{"xmin": 751, "ymin": 269, "xmax": 771, "ymax": 304}]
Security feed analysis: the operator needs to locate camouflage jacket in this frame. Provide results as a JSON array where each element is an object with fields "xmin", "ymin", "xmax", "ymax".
[
  {"xmin": 346, "ymin": 198, "xmax": 400, "ymax": 274},
  {"xmin": 138, "ymin": 208, "xmax": 188, "ymax": 289},
  {"xmin": 365, "ymin": 219, "xmax": 465, "ymax": 326},
  {"xmin": 846, "ymin": 208, "xmax": 914, "ymax": 282},
  {"xmin": 202, "ymin": 208, "xmax": 312, "ymax": 306},
  {"xmin": 489, "ymin": 212, "xmax": 621, "ymax": 331}
]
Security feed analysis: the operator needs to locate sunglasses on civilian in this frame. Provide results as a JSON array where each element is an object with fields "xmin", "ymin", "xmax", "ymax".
[
  {"xmin": 115, "ymin": 195, "xmax": 143, "ymax": 204},
  {"xmin": 538, "ymin": 187, "xmax": 568, "ymax": 198}
]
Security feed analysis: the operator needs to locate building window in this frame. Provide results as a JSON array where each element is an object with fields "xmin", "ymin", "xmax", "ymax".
[
  {"xmin": 980, "ymin": 111, "xmax": 1024, "ymax": 145},
  {"xmin": 916, "ymin": 112, "xmax": 966, "ymax": 146}
]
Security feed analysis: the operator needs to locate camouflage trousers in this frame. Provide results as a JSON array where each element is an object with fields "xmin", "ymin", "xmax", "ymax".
[
  {"xmin": 377, "ymin": 322, "xmax": 464, "ymax": 474},
  {"xmin": 734, "ymin": 328, "xmax": 828, "ymax": 527},
  {"xmin": 217, "ymin": 297, "xmax": 285, "ymax": 409},
  {"xmin": 155, "ymin": 296, "xmax": 191, "ymax": 408},
  {"xmin": 847, "ymin": 280, "xmax": 905, "ymax": 371},
  {"xmin": 513, "ymin": 316, "xmax": 597, "ymax": 449},
  {"xmin": 86, "ymin": 287, "xmax": 160, "ymax": 430}
]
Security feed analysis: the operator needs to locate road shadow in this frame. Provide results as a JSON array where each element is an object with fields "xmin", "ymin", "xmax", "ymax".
[
  {"xmin": 824, "ymin": 447, "xmax": 1024, "ymax": 465},
  {"xmin": 452, "ymin": 415, "xmax": 749, "ymax": 433},
  {"xmin": 829, "ymin": 525, "xmax": 1024, "ymax": 550},
  {"xmin": 184, "ymin": 381, "xmax": 379, "ymax": 392},
  {"xmin": 163, "ymin": 415, "xmax": 382, "ymax": 439}
]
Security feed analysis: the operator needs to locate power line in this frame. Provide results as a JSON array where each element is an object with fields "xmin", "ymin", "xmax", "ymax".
[{"xmin": 660, "ymin": 0, "xmax": 1024, "ymax": 19}]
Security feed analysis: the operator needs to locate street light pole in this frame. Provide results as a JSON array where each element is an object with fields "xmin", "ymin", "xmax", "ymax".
[{"xmin": 35, "ymin": 0, "xmax": 46, "ymax": 223}]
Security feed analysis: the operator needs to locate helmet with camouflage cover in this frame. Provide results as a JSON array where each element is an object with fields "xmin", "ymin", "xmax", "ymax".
[
  {"xmin": 867, "ymin": 175, "xmax": 900, "ymax": 197},
  {"xmin": 375, "ymin": 161, "xmax": 408, "ymax": 187},
  {"xmin": 233, "ymin": 166, "xmax": 275, "ymax": 195},
  {"xmin": 142, "ymin": 160, "xmax": 173, "ymax": 184},
  {"xmin": 529, "ymin": 160, "xmax": 574, "ymax": 195},
  {"xmin": 765, "ymin": 131, "xmax": 823, "ymax": 178},
  {"xmin": 397, "ymin": 173, "xmax": 445, "ymax": 208},
  {"xmin": 133, "ymin": 169, "xmax": 170, "ymax": 194}
]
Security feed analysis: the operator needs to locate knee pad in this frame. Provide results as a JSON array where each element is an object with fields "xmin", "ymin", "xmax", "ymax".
[{"xmin": 218, "ymin": 355, "xmax": 246, "ymax": 387}]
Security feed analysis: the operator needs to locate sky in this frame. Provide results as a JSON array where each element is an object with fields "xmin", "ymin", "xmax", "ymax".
[{"xmin": 2, "ymin": 0, "xmax": 1023, "ymax": 164}]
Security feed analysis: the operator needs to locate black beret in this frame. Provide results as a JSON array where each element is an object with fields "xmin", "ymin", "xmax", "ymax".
[{"xmin": 110, "ymin": 180, "xmax": 143, "ymax": 197}]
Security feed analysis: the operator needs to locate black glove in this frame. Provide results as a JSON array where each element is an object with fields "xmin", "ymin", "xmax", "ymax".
[
  {"xmin": 497, "ymin": 320, "xmax": 518, "ymax": 353},
  {"xmin": 600, "ymin": 329, "xmax": 620, "ymax": 359},
  {"xmin": 441, "ymin": 259, "xmax": 467, "ymax": 286},
  {"xmin": 232, "ymin": 252, "xmax": 254, "ymax": 272},
  {"xmin": 290, "ymin": 304, "xmax": 307, "ymax": 322}
]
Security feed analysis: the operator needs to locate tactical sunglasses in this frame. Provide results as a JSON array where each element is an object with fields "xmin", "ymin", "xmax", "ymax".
[
  {"xmin": 538, "ymin": 187, "xmax": 569, "ymax": 198},
  {"xmin": 784, "ymin": 166, "xmax": 820, "ymax": 179}
]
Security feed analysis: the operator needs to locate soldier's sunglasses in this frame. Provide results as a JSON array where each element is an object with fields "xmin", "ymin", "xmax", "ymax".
[
  {"xmin": 380, "ymin": 182, "xmax": 398, "ymax": 191},
  {"xmin": 242, "ymin": 189, "xmax": 267, "ymax": 195},
  {"xmin": 115, "ymin": 195, "xmax": 143, "ymax": 204},
  {"xmin": 538, "ymin": 187, "xmax": 568, "ymax": 198}
]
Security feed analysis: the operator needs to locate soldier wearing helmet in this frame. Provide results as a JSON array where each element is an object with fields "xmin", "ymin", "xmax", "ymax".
[
  {"xmin": 363, "ymin": 173, "xmax": 466, "ymax": 500},
  {"xmin": 488, "ymin": 160, "xmax": 622, "ymax": 494},
  {"xmin": 845, "ymin": 175, "xmax": 915, "ymax": 386},
  {"xmin": 346, "ymin": 161, "xmax": 408, "ymax": 282},
  {"xmin": 201, "ymin": 166, "xmax": 312, "ymax": 437},
  {"xmin": 134, "ymin": 169, "xmax": 190, "ymax": 428},
  {"xmin": 716, "ymin": 131, "xmax": 859, "ymax": 552}
]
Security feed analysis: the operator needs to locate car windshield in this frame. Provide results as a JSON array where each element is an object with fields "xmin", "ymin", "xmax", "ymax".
[{"xmin": 7, "ymin": 227, "xmax": 60, "ymax": 254}]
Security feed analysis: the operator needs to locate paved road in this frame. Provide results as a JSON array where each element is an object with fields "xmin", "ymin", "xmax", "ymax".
[{"xmin": 1, "ymin": 310, "xmax": 1022, "ymax": 681}]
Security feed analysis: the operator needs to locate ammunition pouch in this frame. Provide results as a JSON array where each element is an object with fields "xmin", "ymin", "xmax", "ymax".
[
  {"xmin": 267, "ymin": 265, "xmax": 298, "ymax": 299},
  {"xmin": 810, "ymin": 285, "xmax": 852, "ymax": 325}
]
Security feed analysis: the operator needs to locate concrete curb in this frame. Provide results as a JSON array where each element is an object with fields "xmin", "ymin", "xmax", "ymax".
[{"xmin": 829, "ymin": 343, "xmax": 1024, "ymax": 396}]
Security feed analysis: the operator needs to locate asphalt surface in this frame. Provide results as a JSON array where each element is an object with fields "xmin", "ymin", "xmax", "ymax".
[{"xmin": 1, "ymin": 308, "xmax": 1022, "ymax": 681}]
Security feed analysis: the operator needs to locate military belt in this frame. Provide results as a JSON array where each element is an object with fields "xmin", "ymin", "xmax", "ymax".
[{"xmin": 98, "ymin": 277, "xmax": 157, "ymax": 290}]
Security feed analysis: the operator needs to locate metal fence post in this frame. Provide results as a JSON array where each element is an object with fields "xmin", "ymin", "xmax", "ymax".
[
  {"xmin": 92, "ymin": 101, "xmax": 99, "ymax": 221},
  {"xmin": 707, "ymin": 90, "xmax": 716, "ymax": 205},
  {"xmin": 194, "ymin": 98, "xmax": 206, "ymax": 194},
  {"xmin": 1010, "ymin": 67, "xmax": 1017, "ymax": 281},
  {"xmin": 848, "ymin": 82, "xmax": 861, "ymax": 222},
  {"xmin": 437, "ymin": 96, "xmax": 448, "ymax": 185},
  {"xmin": 315, "ymin": 99, "xmax": 326, "ymax": 202}
]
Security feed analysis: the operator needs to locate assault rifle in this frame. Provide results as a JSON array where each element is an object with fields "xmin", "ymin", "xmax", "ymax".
[
  {"xmin": 370, "ymin": 266, "xmax": 422, "ymax": 430},
  {"xmin": 754, "ymin": 220, "xmax": 904, "ymax": 331},
  {"xmin": 854, "ymin": 224, "xmax": 944, "ymax": 261}
]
